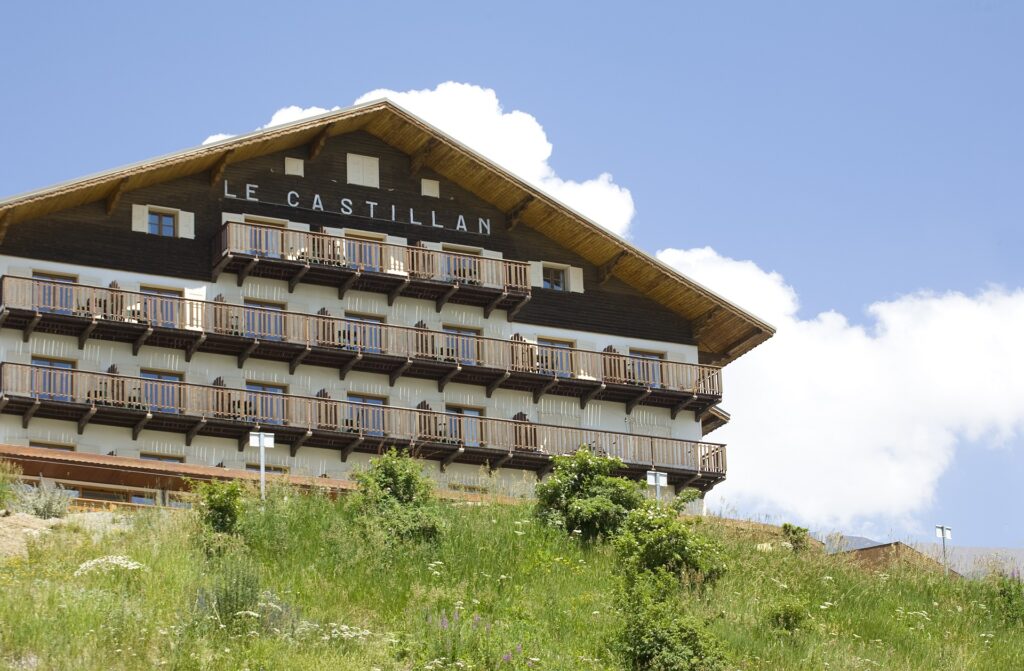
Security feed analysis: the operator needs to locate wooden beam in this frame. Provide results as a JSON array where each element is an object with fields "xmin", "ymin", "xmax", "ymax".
[
  {"xmin": 0, "ymin": 309, "xmax": 8, "ymax": 329},
  {"xmin": 186, "ymin": 418, "xmax": 206, "ymax": 446},
  {"xmin": 211, "ymin": 253, "xmax": 233, "ymax": 281},
  {"xmin": 340, "ymin": 436, "xmax": 363, "ymax": 462},
  {"xmin": 579, "ymin": 383, "xmax": 606, "ymax": 409},
  {"xmin": 78, "ymin": 318, "xmax": 98, "ymax": 350},
  {"xmin": 307, "ymin": 125, "xmax": 333, "ymax": 161},
  {"xmin": 625, "ymin": 388, "xmax": 652, "ymax": 415},
  {"xmin": 132, "ymin": 327, "xmax": 153, "ymax": 355},
  {"xmin": 289, "ymin": 346, "xmax": 311, "ymax": 375},
  {"xmin": 483, "ymin": 291, "xmax": 507, "ymax": 318},
  {"xmin": 440, "ymin": 446, "xmax": 464, "ymax": 473},
  {"xmin": 389, "ymin": 358, "xmax": 413, "ymax": 386},
  {"xmin": 77, "ymin": 405, "xmax": 97, "ymax": 435},
  {"xmin": 105, "ymin": 177, "xmax": 130, "ymax": 215},
  {"xmin": 437, "ymin": 364, "xmax": 461, "ymax": 392},
  {"xmin": 408, "ymin": 138, "xmax": 438, "ymax": 176},
  {"xmin": 290, "ymin": 430, "xmax": 312, "ymax": 457},
  {"xmin": 598, "ymin": 250, "xmax": 629, "ymax": 285},
  {"xmin": 22, "ymin": 312, "xmax": 41, "ymax": 342},
  {"xmin": 185, "ymin": 332, "xmax": 207, "ymax": 362},
  {"xmin": 536, "ymin": 458, "xmax": 555, "ymax": 480},
  {"xmin": 236, "ymin": 258, "xmax": 259, "ymax": 286},
  {"xmin": 132, "ymin": 412, "xmax": 152, "ymax": 440},
  {"xmin": 0, "ymin": 395, "xmax": 8, "ymax": 414},
  {"xmin": 338, "ymin": 271, "xmax": 361, "ymax": 299},
  {"xmin": 675, "ymin": 474, "xmax": 702, "ymax": 495},
  {"xmin": 670, "ymin": 394, "xmax": 699, "ymax": 420},
  {"xmin": 237, "ymin": 339, "xmax": 259, "ymax": 368},
  {"xmin": 435, "ymin": 283, "xmax": 459, "ymax": 312},
  {"xmin": 22, "ymin": 400, "xmax": 40, "ymax": 429},
  {"xmin": 486, "ymin": 371, "xmax": 510, "ymax": 398},
  {"xmin": 489, "ymin": 452, "xmax": 514, "ymax": 473},
  {"xmin": 533, "ymin": 377, "xmax": 557, "ymax": 403},
  {"xmin": 388, "ymin": 278, "xmax": 410, "ymax": 306},
  {"xmin": 723, "ymin": 328, "xmax": 763, "ymax": 358},
  {"xmin": 288, "ymin": 264, "xmax": 310, "ymax": 293},
  {"xmin": 209, "ymin": 149, "xmax": 235, "ymax": 186},
  {"xmin": 339, "ymin": 352, "xmax": 362, "ymax": 379},
  {"xmin": 507, "ymin": 295, "xmax": 530, "ymax": 322},
  {"xmin": 692, "ymin": 307, "xmax": 722, "ymax": 340},
  {"xmin": 0, "ymin": 210, "xmax": 11, "ymax": 244},
  {"xmin": 505, "ymin": 196, "xmax": 534, "ymax": 231}
]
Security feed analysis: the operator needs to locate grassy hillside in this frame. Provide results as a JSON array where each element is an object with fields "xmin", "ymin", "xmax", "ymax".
[{"xmin": 1, "ymin": 475, "xmax": 1022, "ymax": 669}]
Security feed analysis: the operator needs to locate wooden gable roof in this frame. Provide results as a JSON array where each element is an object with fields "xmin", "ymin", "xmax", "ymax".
[{"xmin": 0, "ymin": 99, "xmax": 774, "ymax": 365}]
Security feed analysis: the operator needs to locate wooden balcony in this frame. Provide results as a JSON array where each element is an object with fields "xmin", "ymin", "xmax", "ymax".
[
  {"xmin": 0, "ymin": 364, "xmax": 726, "ymax": 491},
  {"xmin": 212, "ymin": 222, "xmax": 531, "ymax": 316},
  {"xmin": 0, "ymin": 276, "xmax": 722, "ymax": 416}
]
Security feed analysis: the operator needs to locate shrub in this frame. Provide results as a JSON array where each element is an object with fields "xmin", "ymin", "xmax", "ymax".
[
  {"xmin": 617, "ymin": 574, "xmax": 727, "ymax": 671},
  {"xmin": 781, "ymin": 523, "xmax": 809, "ymax": 553},
  {"xmin": 355, "ymin": 448, "xmax": 433, "ymax": 506},
  {"xmin": 0, "ymin": 459, "xmax": 22, "ymax": 511},
  {"xmin": 669, "ymin": 488, "xmax": 702, "ymax": 515},
  {"xmin": 12, "ymin": 480, "xmax": 73, "ymax": 519},
  {"xmin": 535, "ymin": 447, "xmax": 645, "ymax": 542},
  {"xmin": 195, "ymin": 479, "xmax": 245, "ymax": 534},
  {"xmin": 614, "ymin": 502, "xmax": 727, "ymax": 588},
  {"xmin": 353, "ymin": 449, "xmax": 444, "ymax": 542},
  {"xmin": 990, "ymin": 571, "xmax": 1024, "ymax": 625},
  {"xmin": 765, "ymin": 595, "xmax": 807, "ymax": 632}
]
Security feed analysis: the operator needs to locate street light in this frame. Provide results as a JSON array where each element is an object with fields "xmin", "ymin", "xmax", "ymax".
[
  {"xmin": 935, "ymin": 524, "xmax": 952, "ymax": 576},
  {"xmin": 249, "ymin": 431, "xmax": 275, "ymax": 500}
]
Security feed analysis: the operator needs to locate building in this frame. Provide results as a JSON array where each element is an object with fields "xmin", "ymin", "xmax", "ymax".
[{"xmin": 0, "ymin": 100, "xmax": 773, "ymax": 508}]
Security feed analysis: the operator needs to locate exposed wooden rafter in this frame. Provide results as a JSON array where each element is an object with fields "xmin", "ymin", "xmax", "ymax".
[
  {"xmin": 209, "ymin": 150, "xmax": 235, "ymax": 186},
  {"xmin": 338, "ymin": 271, "xmax": 361, "ymax": 299},
  {"xmin": 288, "ymin": 264, "xmax": 310, "ymax": 293},
  {"xmin": 440, "ymin": 446, "xmax": 464, "ymax": 472},
  {"xmin": 132, "ymin": 327, "xmax": 153, "ymax": 355},
  {"xmin": 77, "ymin": 406, "xmax": 97, "ymax": 434},
  {"xmin": 389, "ymin": 358, "xmax": 413, "ymax": 386},
  {"xmin": 0, "ymin": 210, "xmax": 11, "ymax": 244},
  {"xmin": 307, "ymin": 125, "xmax": 333, "ymax": 161},
  {"xmin": 105, "ymin": 177, "xmax": 130, "ymax": 215},
  {"xmin": 388, "ymin": 278, "xmax": 410, "ymax": 306},
  {"xmin": 339, "ymin": 352, "xmax": 362, "ymax": 379},
  {"xmin": 289, "ymin": 346, "xmax": 311, "ymax": 374},
  {"xmin": 483, "ymin": 291, "xmax": 507, "ymax": 318},
  {"xmin": 132, "ymin": 412, "xmax": 152, "ymax": 440},
  {"xmin": 505, "ymin": 196, "xmax": 534, "ymax": 231},
  {"xmin": 489, "ymin": 452, "xmax": 514, "ymax": 473},
  {"xmin": 237, "ymin": 339, "xmax": 259, "ymax": 368},
  {"xmin": 340, "ymin": 436, "xmax": 363, "ymax": 462},
  {"xmin": 408, "ymin": 138, "xmax": 438, "ymax": 176},
  {"xmin": 185, "ymin": 332, "xmax": 207, "ymax": 362},
  {"xmin": 598, "ymin": 250, "xmax": 629, "ymax": 285},
  {"xmin": 290, "ymin": 430, "xmax": 312, "ymax": 457},
  {"xmin": 692, "ymin": 307, "xmax": 722, "ymax": 340},
  {"xmin": 486, "ymin": 371, "xmax": 510, "ymax": 398},
  {"xmin": 533, "ymin": 377, "xmax": 557, "ymax": 403},
  {"xmin": 78, "ymin": 318, "xmax": 98, "ymax": 349},
  {"xmin": 22, "ymin": 399, "xmax": 40, "ymax": 428},
  {"xmin": 437, "ymin": 364, "xmax": 461, "ymax": 392},
  {"xmin": 185, "ymin": 418, "xmax": 206, "ymax": 446},
  {"xmin": 22, "ymin": 312, "xmax": 41, "ymax": 342},
  {"xmin": 625, "ymin": 388, "xmax": 652, "ymax": 415},
  {"xmin": 579, "ymin": 383, "xmax": 606, "ymax": 409}
]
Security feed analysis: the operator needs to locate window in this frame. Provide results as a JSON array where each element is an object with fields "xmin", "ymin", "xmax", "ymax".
[
  {"xmin": 346, "ymin": 153, "xmax": 380, "ymax": 189},
  {"xmin": 442, "ymin": 245, "xmax": 481, "ymax": 284},
  {"xmin": 629, "ymin": 350, "xmax": 665, "ymax": 387},
  {"xmin": 542, "ymin": 266, "xmax": 566, "ymax": 291},
  {"xmin": 442, "ymin": 325, "xmax": 481, "ymax": 365},
  {"xmin": 246, "ymin": 382, "xmax": 287, "ymax": 425},
  {"xmin": 446, "ymin": 405, "xmax": 483, "ymax": 447},
  {"xmin": 246, "ymin": 463, "xmax": 289, "ymax": 474},
  {"xmin": 30, "ymin": 357, "xmax": 75, "ymax": 402},
  {"xmin": 421, "ymin": 178, "xmax": 440, "ymax": 198},
  {"xmin": 140, "ymin": 452, "xmax": 185, "ymax": 463},
  {"xmin": 244, "ymin": 299, "xmax": 286, "ymax": 341},
  {"xmin": 284, "ymin": 157, "xmax": 304, "ymax": 177},
  {"xmin": 346, "ymin": 393, "xmax": 386, "ymax": 436},
  {"xmin": 344, "ymin": 231, "xmax": 383, "ymax": 271},
  {"xmin": 31, "ymin": 271, "xmax": 77, "ymax": 314},
  {"xmin": 343, "ymin": 313, "xmax": 385, "ymax": 354},
  {"xmin": 148, "ymin": 210, "xmax": 176, "ymax": 237},
  {"xmin": 29, "ymin": 440, "xmax": 74, "ymax": 451},
  {"xmin": 139, "ymin": 286, "xmax": 183, "ymax": 328},
  {"xmin": 537, "ymin": 338, "xmax": 575, "ymax": 378},
  {"xmin": 140, "ymin": 370, "xmax": 183, "ymax": 414}
]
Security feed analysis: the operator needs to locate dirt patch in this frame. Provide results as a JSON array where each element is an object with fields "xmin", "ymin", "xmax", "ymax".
[{"xmin": 0, "ymin": 511, "xmax": 133, "ymax": 560}]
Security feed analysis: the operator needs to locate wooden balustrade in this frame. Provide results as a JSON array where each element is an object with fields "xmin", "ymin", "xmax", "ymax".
[
  {"xmin": 218, "ymin": 222, "xmax": 532, "ymax": 292},
  {"xmin": 1, "ymin": 276, "xmax": 723, "ymax": 396},
  {"xmin": 0, "ymin": 363, "xmax": 725, "ymax": 474}
]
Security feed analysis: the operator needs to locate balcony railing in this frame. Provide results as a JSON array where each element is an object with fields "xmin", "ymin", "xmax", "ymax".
[
  {"xmin": 1, "ymin": 276, "xmax": 723, "ymax": 403},
  {"xmin": 213, "ymin": 222, "xmax": 531, "ymax": 310},
  {"xmin": 0, "ymin": 363, "xmax": 726, "ymax": 476}
]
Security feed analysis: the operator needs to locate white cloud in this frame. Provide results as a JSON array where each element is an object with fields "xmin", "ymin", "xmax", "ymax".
[
  {"xmin": 659, "ymin": 246, "xmax": 1024, "ymax": 532},
  {"xmin": 202, "ymin": 105, "xmax": 340, "ymax": 145},
  {"xmin": 355, "ymin": 82, "xmax": 635, "ymax": 236}
]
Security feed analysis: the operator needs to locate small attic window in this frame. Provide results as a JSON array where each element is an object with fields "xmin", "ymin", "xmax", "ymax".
[
  {"xmin": 284, "ymin": 157, "xmax": 304, "ymax": 177},
  {"xmin": 347, "ymin": 153, "xmax": 379, "ymax": 188},
  {"xmin": 421, "ymin": 178, "xmax": 440, "ymax": 198}
]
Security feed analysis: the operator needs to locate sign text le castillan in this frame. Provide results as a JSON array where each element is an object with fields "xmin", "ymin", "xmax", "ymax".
[{"xmin": 222, "ymin": 180, "xmax": 492, "ymax": 236}]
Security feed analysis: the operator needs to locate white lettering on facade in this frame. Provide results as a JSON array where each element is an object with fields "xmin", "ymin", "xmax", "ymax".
[
  {"xmin": 287, "ymin": 191, "xmax": 300, "ymax": 207},
  {"xmin": 340, "ymin": 198, "xmax": 353, "ymax": 215},
  {"xmin": 478, "ymin": 218, "xmax": 491, "ymax": 235},
  {"xmin": 409, "ymin": 208, "xmax": 422, "ymax": 225},
  {"xmin": 455, "ymin": 215, "xmax": 467, "ymax": 232},
  {"xmin": 312, "ymin": 194, "xmax": 324, "ymax": 211},
  {"xmin": 223, "ymin": 180, "xmax": 238, "ymax": 199},
  {"xmin": 245, "ymin": 183, "xmax": 259, "ymax": 202},
  {"xmin": 366, "ymin": 201, "xmax": 377, "ymax": 218}
]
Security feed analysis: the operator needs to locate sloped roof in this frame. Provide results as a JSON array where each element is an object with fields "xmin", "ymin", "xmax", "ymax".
[{"xmin": 0, "ymin": 99, "xmax": 773, "ymax": 365}]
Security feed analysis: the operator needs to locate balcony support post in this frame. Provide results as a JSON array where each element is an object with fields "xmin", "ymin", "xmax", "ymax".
[
  {"xmin": 211, "ymin": 253, "xmax": 233, "ymax": 282},
  {"xmin": 675, "ymin": 473, "xmax": 701, "ymax": 495},
  {"xmin": 483, "ymin": 291, "xmax": 507, "ymax": 318},
  {"xmin": 486, "ymin": 371, "xmax": 510, "ymax": 398},
  {"xmin": 22, "ymin": 312, "xmax": 41, "ymax": 343},
  {"xmin": 389, "ymin": 358, "xmax": 413, "ymax": 387},
  {"xmin": 340, "ymin": 435, "xmax": 363, "ymax": 462},
  {"xmin": 536, "ymin": 457, "xmax": 555, "ymax": 480},
  {"xmin": 435, "ymin": 283, "xmax": 460, "ymax": 312},
  {"xmin": 339, "ymin": 352, "xmax": 362, "ymax": 380},
  {"xmin": 337, "ymin": 271, "xmax": 361, "ymax": 299},
  {"xmin": 625, "ymin": 388, "xmax": 652, "ymax": 415},
  {"xmin": 237, "ymin": 339, "xmax": 259, "ymax": 368},
  {"xmin": 185, "ymin": 332, "xmax": 207, "ymax": 362},
  {"xmin": 440, "ymin": 446, "xmax": 464, "ymax": 473},
  {"xmin": 438, "ymin": 364, "xmax": 461, "ymax": 392},
  {"xmin": 507, "ymin": 295, "xmax": 531, "ymax": 322},
  {"xmin": 0, "ymin": 395, "xmax": 8, "ymax": 413},
  {"xmin": 387, "ymin": 278, "xmax": 410, "ymax": 306},
  {"xmin": 670, "ymin": 394, "xmax": 699, "ymax": 420},
  {"xmin": 77, "ymin": 405, "xmax": 97, "ymax": 435},
  {"xmin": 288, "ymin": 263, "xmax": 310, "ymax": 293},
  {"xmin": 78, "ymin": 317, "xmax": 98, "ymax": 350},
  {"xmin": 533, "ymin": 376, "xmax": 558, "ymax": 404},
  {"xmin": 579, "ymin": 383, "xmax": 606, "ymax": 409},
  {"xmin": 21, "ymin": 399, "xmax": 40, "ymax": 429},
  {"xmin": 132, "ymin": 412, "xmax": 152, "ymax": 440},
  {"xmin": 132, "ymin": 327, "xmax": 153, "ymax": 355},
  {"xmin": 236, "ymin": 258, "xmax": 259, "ymax": 286},
  {"xmin": 185, "ymin": 418, "xmax": 206, "ymax": 446},
  {"xmin": 0, "ymin": 309, "xmax": 8, "ymax": 329},
  {"xmin": 489, "ymin": 451, "xmax": 514, "ymax": 473},
  {"xmin": 289, "ymin": 346, "xmax": 311, "ymax": 374},
  {"xmin": 290, "ymin": 429, "xmax": 312, "ymax": 457},
  {"xmin": 238, "ymin": 425, "xmax": 259, "ymax": 452}
]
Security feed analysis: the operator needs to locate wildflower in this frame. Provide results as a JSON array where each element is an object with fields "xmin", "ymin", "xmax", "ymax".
[{"xmin": 73, "ymin": 556, "xmax": 147, "ymax": 577}]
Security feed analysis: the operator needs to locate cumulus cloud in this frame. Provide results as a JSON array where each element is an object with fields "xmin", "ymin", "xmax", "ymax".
[
  {"xmin": 659, "ymin": 246, "xmax": 1024, "ymax": 532},
  {"xmin": 202, "ymin": 105, "xmax": 340, "ymax": 145}
]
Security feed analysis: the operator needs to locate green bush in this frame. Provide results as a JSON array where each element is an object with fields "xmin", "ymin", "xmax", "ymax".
[
  {"xmin": 615, "ymin": 502, "xmax": 727, "ymax": 588},
  {"xmin": 353, "ymin": 449, "xmax": 444, "ymax": 542},
  {"xmin": 781, "ymin": 523, "xmax": 809, "ymax": 553},
  {"xmin": 990, "ymin": 572, "xmax": 1024, "ymax": 625},
  {"xmin": 12, "ymin": 480, "xmax": 73, "ymax": 519},
  {"xmin": 535, "ymin": 447, "xmax": 645, "ymax": 542},
  {"xmin": 765, "ymin": 595, "xmax": 807, "ymax": 632},
  {"xmin": 355, "ymin": 448, "xmax": 434, "ymax": 506},
  {"xmin": 669, "ymin": 487, "xmax": 702, "ymax": 514},
  {"xmin": 617, "ymin": 574, "xmax": 728, "ymax": 671},
  {"xmin": 0, "ymin": 459, "xmax": 22, "ymax": 511},
  {"xmin": 195, "ymin": 479, "xmax": 245, "ymax": 534}
]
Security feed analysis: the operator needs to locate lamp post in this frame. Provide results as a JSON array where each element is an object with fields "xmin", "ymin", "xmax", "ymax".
[
  {"xmin": 249, "ymin": 431, "xmax": 275, "ymax": 500},
  {"xmin": 935, "ymin": 524, "xmax": 952, "ymax": 576}
]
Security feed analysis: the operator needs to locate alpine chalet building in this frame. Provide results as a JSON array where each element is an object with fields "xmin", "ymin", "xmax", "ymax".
[{"xmin": 0, "ymin": 101, "xmax": 773, "ymax": 508}]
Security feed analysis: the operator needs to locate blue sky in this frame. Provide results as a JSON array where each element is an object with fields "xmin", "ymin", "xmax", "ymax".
[{"xmin": 1, "ymin": 1, "xmax": 1022, "ymax": 547}]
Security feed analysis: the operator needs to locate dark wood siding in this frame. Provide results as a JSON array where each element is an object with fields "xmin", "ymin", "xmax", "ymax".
[{"xmin": 0, "ymin": 132, "xmax": 694, "ymax": 345}]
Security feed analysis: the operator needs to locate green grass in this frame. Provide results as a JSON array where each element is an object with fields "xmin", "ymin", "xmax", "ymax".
[{"xmin": 0, "ymin": 487, "xmax": 1021, "ymax": 670}]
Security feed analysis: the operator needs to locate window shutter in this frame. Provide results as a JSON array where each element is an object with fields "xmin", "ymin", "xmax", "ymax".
[
  {"xmin": 178, "ymin": 211, "xmax": 195, "ymax": 239},
  {"xmin": 528, "ymin": 261, "xmax": 544, "ymax": 287},
  {"xmin": 131, "ymin": 205, "xmax": 148, "ymax": 233},
  {"xmin": 568, "ymin": 266, "xmax": 584, "ymax": 293}
]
